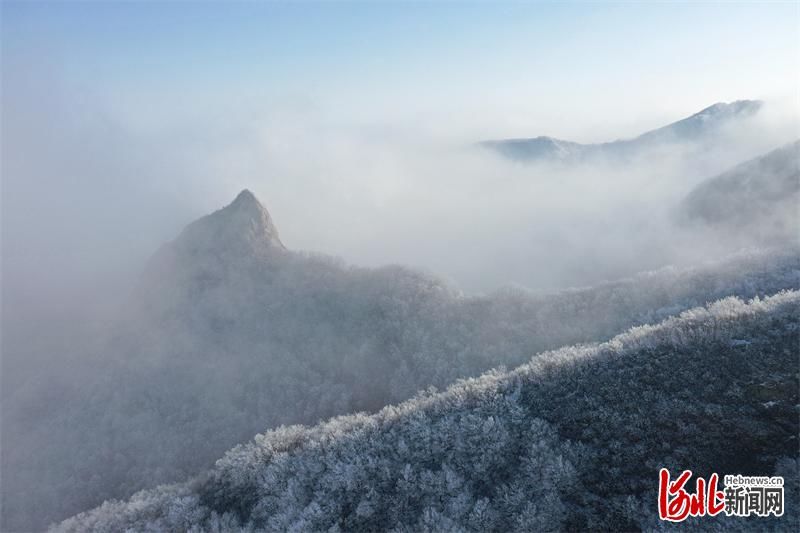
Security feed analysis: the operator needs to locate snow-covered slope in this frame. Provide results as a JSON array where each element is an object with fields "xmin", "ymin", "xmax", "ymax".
[{"xmin": 54, "ymin": 290, "xmax": 800, "ymax": 532}]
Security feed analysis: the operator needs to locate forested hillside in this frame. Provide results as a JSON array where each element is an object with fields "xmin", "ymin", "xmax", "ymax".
[
  {"xmin": 54, "ymin": 290, "xmax": 800, "ymax": 532},
  {"xmin": 680, "ymin": 140, "xmax": 799, "ymax": 241},
  {"xmin": 4, "ymin": 192, "xmax": 799, "ymax": 531}
]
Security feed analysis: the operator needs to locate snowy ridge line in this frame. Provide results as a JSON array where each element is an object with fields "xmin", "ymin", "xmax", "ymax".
[
  {"xmin": 380, "ymin": 289, "xmax": 800, "ymax": 421},
  {"xmin": 52, "ymin": 289, "xmax": 799, "ymax": 532},
  {"xmin": 216, "ymin": 290, "xmax": 800, "ymax": 463}
]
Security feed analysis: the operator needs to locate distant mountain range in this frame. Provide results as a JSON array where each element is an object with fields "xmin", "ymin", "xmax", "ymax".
[{"xmin": 482, "ymin": 100, "xmax": 763, "ymax": 162}]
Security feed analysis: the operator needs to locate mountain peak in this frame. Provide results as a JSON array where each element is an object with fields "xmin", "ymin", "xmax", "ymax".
[
  {"xmin": 693, "ymin": 99, "xmax": 762, "ymax": 119},
  {"xmin": 483, "ymin": 99, "xmax": 765, "ymax": 162},
  {"xmin": 631, "ymin": 99, "xmax": 763, "ymax": 145},
  {"xmin": 173, "ymin": 189, "xmax": 286, "ymax": 256},
  {"xmin": 230, "ymin": 188, "xmax": 259, "ymax": 208}
]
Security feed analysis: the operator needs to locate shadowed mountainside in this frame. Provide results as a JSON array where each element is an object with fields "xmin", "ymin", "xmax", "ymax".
[{"xmin": 679, "ymin": 140, "xmax": 800, "ymax": 242}]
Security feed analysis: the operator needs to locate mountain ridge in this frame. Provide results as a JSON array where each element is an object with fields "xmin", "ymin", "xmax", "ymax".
[
  {"xmin": 482, "ymin": 99, "xmax": 763, "ymax": 162},
  {"xmin": 679, "ymin": 139, "xmax": 800, "ymax": 240}
]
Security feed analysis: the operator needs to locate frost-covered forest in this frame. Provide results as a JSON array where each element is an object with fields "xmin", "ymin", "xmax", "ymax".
[{"xmin": 53, "ymin": 291, "xmax": 800, "ymax": 532}]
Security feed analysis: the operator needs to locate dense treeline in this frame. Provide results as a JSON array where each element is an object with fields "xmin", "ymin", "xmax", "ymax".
[
  {"xmin": 3, "ymin": 192, "xmax": 798, "ymax": 531},
  {"xmin": 54, "ymin": 290, "xmax": 800, "ymax": 532}
]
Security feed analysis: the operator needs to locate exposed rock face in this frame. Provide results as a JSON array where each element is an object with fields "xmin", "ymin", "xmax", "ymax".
[
  {"xmin": 174, "ymin": 189, "xmax": 285, "ymax": 257},
  {"xmin": 135, "ymin": 189, "xmax": 287, "ymax": 318}
]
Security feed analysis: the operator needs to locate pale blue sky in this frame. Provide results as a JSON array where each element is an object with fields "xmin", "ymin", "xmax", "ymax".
[{"xmin": 3, "ymin": 1, "xmax": 798, "ymax": 139}]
